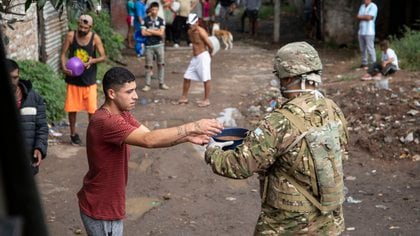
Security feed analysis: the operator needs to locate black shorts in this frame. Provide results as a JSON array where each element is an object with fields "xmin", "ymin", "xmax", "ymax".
[{"xmin": 245, "ymin": 9, "xmax": 259, "ymax": 20}]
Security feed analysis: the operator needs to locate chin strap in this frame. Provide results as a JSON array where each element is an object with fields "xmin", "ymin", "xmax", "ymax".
[{"xmin": 280, "ymin": 74, "xmax": 322, "ymax": 98}]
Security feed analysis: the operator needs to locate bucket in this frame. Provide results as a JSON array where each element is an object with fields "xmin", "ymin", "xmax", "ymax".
[
  {"xmin": 375, "ymin": 78, "xmax": 389, "ymax": 90},
  {"xmin": 208, "ymin": 36, "xmax": 220, "ymax": 55}
]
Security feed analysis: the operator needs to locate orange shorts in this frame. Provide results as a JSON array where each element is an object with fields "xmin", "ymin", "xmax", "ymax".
[{"xmin": 64, "ymin": 84, "xmax": 97, "ymax": 114}]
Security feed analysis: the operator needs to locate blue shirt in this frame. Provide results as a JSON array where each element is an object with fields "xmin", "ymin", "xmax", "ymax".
[
  {"xmin": 358, "ymin": 2, "xmax": 377, "ymax": 35},
  {"xmin": 134, "ymin": 1, "xmax": 147, "ymax": 30},
  {"xmin": 127, "ymin": 0, "xmax": 135, "ymax": 16}
]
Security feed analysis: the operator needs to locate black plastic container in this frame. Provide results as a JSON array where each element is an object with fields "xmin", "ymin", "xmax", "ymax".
[{"xmin": 213, "ymin": 128, "xmax": 249, "ymax": 150}]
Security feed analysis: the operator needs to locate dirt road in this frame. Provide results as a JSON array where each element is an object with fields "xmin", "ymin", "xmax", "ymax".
[{"xmin": 39, "ymin": 37, "xmax": 419, "ymax": 235}]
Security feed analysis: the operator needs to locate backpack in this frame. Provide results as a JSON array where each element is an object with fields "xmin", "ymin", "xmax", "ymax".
[{"xmin": 275, "ymin": 98, "xmax": 346, "ymax": 213}]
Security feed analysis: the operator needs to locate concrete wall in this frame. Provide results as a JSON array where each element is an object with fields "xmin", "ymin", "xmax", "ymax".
[
  {"xmin": 2, "ymin": 1, "xmax": 39, "ymax": 60},
  {"xmin": 110, "ymin": 0, "xmax": 128, "ymax": 37},
  {"xmin": 322, "ymin": 0, "xmax": 420, "ymax": 45},
  {"xmin": 323, "ymin": 0, "xmax": 359, "ymax": 45}
]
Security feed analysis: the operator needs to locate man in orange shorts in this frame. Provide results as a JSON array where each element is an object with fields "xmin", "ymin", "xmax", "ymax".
[{"xmin": 60, "ymin": 14, "xmax": 107, "ymax": 145}]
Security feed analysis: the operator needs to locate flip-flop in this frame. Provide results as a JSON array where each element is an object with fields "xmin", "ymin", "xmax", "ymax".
[
  {"xmin": 197, "ymin": 101, "xmax": 210, "ymax": 107},
  {"xmin": 171, "ymin": 100, "xmax": 189, "ymax": 105}
]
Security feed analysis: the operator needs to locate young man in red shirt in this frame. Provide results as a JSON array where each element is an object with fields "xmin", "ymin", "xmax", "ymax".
[{"xmin": 78, "ymin": 67, "xmax": 223, "ymax": 235}]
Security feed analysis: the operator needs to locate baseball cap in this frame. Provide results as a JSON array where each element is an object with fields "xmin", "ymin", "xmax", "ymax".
[
  {"xmin": 79, "ymin": 14, "xmax": 93, "ymax": 26},
  {"xmin": 186, "ymin": 13, "xmax": 198, "ymax": 25}
]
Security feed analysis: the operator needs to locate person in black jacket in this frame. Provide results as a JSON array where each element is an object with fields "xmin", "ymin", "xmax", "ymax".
[{"xmin": 6, "ymin": 59, "xmax": 48, "ymax": 175}]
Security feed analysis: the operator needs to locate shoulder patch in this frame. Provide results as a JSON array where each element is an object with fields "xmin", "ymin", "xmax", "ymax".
[{"xmin": 253, "ymin": 127, "xmax": 264, "ymax": 137}]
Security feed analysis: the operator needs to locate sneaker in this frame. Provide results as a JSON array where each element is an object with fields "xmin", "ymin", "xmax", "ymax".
[
  {"xmin": 159, "ymin": 84, "xmax": 169, "ymax": 90},
  {"xmin": 142, "ymin": 85, "xmax": 151, "ymax": 92},
  {"xmin": 70, "ymin": 133, "xmax": 82, "ymax": 146},
  {"xmin": 173, "ymin": 43, "xmax": 180, "ymax": 48}
]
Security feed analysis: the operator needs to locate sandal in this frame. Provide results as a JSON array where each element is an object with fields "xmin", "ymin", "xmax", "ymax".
[
  {"xmin": 197, "ymin": 101, "xmax": 210, "ymax": 107},
  {"xmin": 171, "ymin": 99, "xmax": 189, "ymax": 105}
]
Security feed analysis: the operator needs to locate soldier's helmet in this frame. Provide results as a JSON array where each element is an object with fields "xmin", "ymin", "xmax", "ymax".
[{"xmin": 274, "ymin": 42, "xmax": 322, "ymax": 84}]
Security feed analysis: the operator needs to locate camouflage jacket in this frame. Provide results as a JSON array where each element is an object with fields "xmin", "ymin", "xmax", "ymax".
[{"xmin": 205, "ymin": 93, "xmax": 349, "ymax": 212}]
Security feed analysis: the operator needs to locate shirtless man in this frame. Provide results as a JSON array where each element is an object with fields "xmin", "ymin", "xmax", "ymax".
[{"xmin": 176, "ymin": 13, "xmax": 213, "ymax": 107}]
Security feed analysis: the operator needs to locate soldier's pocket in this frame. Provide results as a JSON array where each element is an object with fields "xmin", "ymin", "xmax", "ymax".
[{"xmin": 265, "ymin": 174, "xmax": 316, "ymax": 212}]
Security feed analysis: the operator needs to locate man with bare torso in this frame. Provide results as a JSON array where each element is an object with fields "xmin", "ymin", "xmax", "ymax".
[{"xmin": 176, "ymin": 13, "xmax": 213, "ymax": 107}]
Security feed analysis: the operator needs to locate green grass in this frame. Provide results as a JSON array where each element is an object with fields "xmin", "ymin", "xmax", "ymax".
[
  {"xmin": 259, "ymin": 5, "xmax": 274, "ymax": 20},
  {"xmin": 389, "ymin": 27, "xmax": 420, "ymax": 71}
]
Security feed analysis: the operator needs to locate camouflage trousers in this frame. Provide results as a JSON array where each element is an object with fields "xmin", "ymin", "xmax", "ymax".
[{"xmin": 254, "ymin": 204, "xmax": 345, "ymax": 236}]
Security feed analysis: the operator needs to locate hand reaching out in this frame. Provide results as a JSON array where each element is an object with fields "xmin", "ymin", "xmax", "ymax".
[{"xmin": 189, "ymin": 119, "xmax": 223, "ymax": 137}]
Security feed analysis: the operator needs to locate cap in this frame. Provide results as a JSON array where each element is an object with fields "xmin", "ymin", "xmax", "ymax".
[
  {"xmin": 79, "ymin": 15, "xmax": 93, "ymax": 26},
  {"xmin": 186, "ymin": 13, "xmax": 198, "ymax": 25}
]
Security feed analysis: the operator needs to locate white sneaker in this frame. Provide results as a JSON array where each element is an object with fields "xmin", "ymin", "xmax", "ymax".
[
  {"xmin": 159, "ymin": 84, "xmax": 169, "ymax": 90},
  {"xmin": 173, "ymin": 43, "xmax": 180, "ymax": 48},
  {"xmin": 142, "ymin": 85, "xmax": 151, "ymax": 92}
]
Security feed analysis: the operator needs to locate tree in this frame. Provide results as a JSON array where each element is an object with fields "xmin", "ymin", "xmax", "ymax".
[{"xmin": 0, "ymin": 0, "xmax": 98, "ymax": 16}]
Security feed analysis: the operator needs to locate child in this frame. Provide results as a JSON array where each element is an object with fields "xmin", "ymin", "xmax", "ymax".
[
  {"xmin": 141, "ymin": 2, "xmax": 169, "ymax": 91},
  {"xmin": 361, "ymin": 39, "xmax": 399, "ymax": 81}
]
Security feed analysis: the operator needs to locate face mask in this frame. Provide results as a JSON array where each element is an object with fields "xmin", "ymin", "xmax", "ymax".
[{"xmin": 78, "ymin": 30, "xmax": 88, "ymax": 37}]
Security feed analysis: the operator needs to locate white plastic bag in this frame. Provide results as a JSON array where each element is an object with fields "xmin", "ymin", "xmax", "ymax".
[{"xmin": 214, "ymin": 3, "xmax": 221, "ymax": 17}]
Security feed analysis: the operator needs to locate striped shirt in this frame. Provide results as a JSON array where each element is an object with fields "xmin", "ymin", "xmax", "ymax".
[{"xmin": 357, "ymin": 2, "xmax": 377, "ymax": 35}]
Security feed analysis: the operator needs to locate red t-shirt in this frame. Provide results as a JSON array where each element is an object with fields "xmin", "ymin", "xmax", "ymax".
[{"xmin": 78, "ymin": 108, "xmax": 140, "ymax": 220}]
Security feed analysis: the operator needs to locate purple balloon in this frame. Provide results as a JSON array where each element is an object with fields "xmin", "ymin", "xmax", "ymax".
[{"xmin": 66, "ymin": 57, "xmax": 85, "ymax": 76}]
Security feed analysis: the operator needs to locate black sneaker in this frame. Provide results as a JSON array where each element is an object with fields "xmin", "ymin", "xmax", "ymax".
[{"xmin": 70, "ymin": 133, "xmax": 82, "ymax": 146}]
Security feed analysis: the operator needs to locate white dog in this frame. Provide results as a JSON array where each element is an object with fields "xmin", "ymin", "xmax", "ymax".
[{"xmin": 211, "ymin": 22, "xmax": 233, "ymax": 50}]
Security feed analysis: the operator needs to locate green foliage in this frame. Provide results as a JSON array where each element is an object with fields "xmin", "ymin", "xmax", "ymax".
[
  {"xmin": 259, "ymin": 5, "xmax": 274, "ymax": 20},
  {"xmin": 389, "ymin": 27, "xmax": 420, "ymax": 71},
  {"xmin": 18, "ymin": 60, "xmax": 66, "ymax": 122},
  {"xmin": 91, "ymin": 11, "xmax": 125, "ymax": 62},
  {"xmin": 68, "ymin": 11, "xmax": 125, "ymax": 62},
  {"xmin": 280, "ymin": 3, "xmax": 298, "ymax": 15},
  {"xmin": 96, "ymin": 61, "xmax": 114, "ymax": 98}
]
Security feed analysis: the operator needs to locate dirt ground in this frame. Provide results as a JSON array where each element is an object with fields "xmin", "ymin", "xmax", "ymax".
[{"xmin": 38, "ymin": 17, "xmax": 419, "ymax": 235}]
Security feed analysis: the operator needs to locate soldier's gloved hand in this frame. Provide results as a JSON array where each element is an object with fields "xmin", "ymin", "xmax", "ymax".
[
  {"xmin": 206, "ymin": 138, "xmax": 234, "ymax": 150},
  {"xmin": 205, "ymin": 138, "xmax": 233, "ymax": 164}
]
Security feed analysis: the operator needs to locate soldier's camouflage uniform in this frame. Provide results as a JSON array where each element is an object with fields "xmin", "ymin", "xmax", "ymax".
[{"xmin": 205, "ymin": 93, "xmax": 349, "ymax": 235}]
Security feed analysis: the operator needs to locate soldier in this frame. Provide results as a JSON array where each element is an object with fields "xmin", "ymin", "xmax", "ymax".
[{"xmin": 205, "ymin": 41, "xmax": 349, "ymax": 235}]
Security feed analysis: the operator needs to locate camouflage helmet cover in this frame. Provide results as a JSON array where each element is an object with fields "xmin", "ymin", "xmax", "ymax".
[{"xmin": 274, "ymin": 42, "xmax": 322, "ymax": 82}]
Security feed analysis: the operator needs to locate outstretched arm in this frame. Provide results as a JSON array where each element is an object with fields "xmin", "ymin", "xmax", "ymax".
[{"xmin": 125, "ymin": 119, "xmax": 223, "ymax": 147}]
